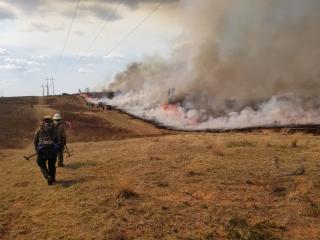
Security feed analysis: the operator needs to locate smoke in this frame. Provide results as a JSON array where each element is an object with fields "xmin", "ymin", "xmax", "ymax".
[{"xmin": 102, "ymin": 0, "xmax": 320, "ymax": 130}]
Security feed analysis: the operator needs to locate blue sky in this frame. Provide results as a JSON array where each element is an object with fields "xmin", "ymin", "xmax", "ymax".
[{"xmin": 0, "ymin": 0, "xmax": 181, "ymax": 96}]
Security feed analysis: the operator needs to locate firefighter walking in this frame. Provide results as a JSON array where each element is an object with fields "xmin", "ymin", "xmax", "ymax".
[
  {"xmin": 34, "ymin": 116, "xmax": 60, "ymax": 185},
  {"xmin": 53, "ymin": 113, "xmax": 67, "ymax": 167}
]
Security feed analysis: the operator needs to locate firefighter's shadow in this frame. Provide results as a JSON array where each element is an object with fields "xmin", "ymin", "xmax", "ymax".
[
  {"xmin": 63, "ymin": 161, "xmax": 97, "ymax": 170},
  {"xmin": 57, "ymin": 176, "xmax": 95, "ymax": 188}
]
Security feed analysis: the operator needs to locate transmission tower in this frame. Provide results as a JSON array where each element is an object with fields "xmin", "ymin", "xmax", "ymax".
[
  {"xmin": 46, "ymin": 78, "xmax": 50, "ymax": 96},
  {"xmin": 51, "ymin": 77, "xmax": 55, "ymax": 95},
  {"xmin": 41, "ymin": 84, "xmax": 45, "ymax": 96}
]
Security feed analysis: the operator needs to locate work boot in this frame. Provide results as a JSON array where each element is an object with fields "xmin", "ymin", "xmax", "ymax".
[{"xmin": 47, "ymin": 176, "xmax": 54, "ymax": 185}]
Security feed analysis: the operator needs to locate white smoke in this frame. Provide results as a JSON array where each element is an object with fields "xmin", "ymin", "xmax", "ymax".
[
  {"xmin": 100, "ymin": 0, "xmax": 320, "ymax": 130},
  {"xmin": 93, "ymin": 94, "xmax": 320, "ymax": 130}
]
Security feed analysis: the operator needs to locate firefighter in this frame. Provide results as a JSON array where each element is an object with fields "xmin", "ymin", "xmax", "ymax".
[
  {"xmin": 53, "ymin": 113, "xmax": 67, "ymax": 167},
  {"xmin": 34, "ymin": 116, "xmax": 60, "ymax": 185}
]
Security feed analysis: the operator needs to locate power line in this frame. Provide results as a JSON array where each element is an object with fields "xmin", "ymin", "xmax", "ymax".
[
  {"xmin": 78, "ymin": 0, "xmax": 123, "ymax": 60},
  {"xmin": 54, "ymin": 0, "xmax": 81, "ymax": 74},
  {"xmin": 104, "ymin": 0, "xmax": 167, "ymax": 58},
  {"xmin": 65, "ymin": 0, "xmax": 166, "ymax": 75},
  {"xmin": 66, "ymin": 0, "xmax": 123, "ymax": 72}
]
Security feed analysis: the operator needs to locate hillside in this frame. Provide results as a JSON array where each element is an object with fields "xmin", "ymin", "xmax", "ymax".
[{"xmin": 0, "ymin": 95, "xmax": 319, "ymax": 240}]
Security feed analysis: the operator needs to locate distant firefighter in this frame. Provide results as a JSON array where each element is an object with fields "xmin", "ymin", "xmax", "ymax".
[
  {"xmin": 34, "ymin": 116, "xmax": 60, "ymax": 185},
  {"xmin": 53, "ymin": 113, "xmax": 67, "ymax": 167},
  {"xmin": 97, "ymin": 102, "xmax": 106, "ymax": 111},
  {"xmin": 86, "ymin": 102, "xmax": 94, "ymax": 109}
]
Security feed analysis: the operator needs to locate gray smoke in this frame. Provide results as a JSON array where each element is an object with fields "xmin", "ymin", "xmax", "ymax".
[{"xmin": 102, "ymin": 0, "xmax": 320, "ymax": 130}]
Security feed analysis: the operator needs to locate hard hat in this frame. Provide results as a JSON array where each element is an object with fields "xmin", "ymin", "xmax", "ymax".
[
  {"xmin": 43, "ymin": 115, "xmax": 53, "ymax": 121},
  {"xmin": 53, "ymin": 113, "xmax": 62, "ymax": 120}
]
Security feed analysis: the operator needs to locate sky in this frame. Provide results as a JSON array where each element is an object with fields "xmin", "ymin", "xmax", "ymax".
[{"xmin": 0, "ymin": 0, "xmax": 182, "ymax": 96}]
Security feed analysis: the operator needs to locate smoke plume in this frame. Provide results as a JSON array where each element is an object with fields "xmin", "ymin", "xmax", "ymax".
[{"xmin": 102, "ymin": 0, "xmax": 320, "ymax": 130}]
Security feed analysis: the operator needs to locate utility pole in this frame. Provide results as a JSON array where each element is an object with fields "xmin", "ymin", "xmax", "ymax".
[
  {"xmin": 46, "ymin": 78, "xmax": 50, "ymax": 96},
  {"xmin": 41, "ymin": 84, "xmax": 45, "ymax": 96},
  {"xmin": 51, "ymin": 77, "xmax": 55, "ymax": 96}
]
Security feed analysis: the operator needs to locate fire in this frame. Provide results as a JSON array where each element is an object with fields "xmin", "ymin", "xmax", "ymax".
[
  {"xmin": 161, "ymin": 103, "xmax": 199, "ymax": 127},
  {"xmin": 162, "ymin": 103, "xmax": 178, "ymax": 112}
]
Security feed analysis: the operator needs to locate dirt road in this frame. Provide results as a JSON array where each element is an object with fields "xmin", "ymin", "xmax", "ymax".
[{"xmin": 0, "ymin": 95, "xmax": 319, "ymax": 239}]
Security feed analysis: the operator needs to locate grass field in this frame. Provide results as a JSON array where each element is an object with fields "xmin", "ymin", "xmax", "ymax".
[{"xmin": 0, "ymin": 96, "xmax": 319, "ymax": 239}]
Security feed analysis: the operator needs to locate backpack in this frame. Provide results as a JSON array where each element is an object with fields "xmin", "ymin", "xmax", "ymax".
[{"xmin": 38, "ymin": 122, "xmax": 56, "ymax": 146}]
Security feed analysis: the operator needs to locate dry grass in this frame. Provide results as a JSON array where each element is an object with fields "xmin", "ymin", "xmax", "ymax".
[
  {"xmin": 0, "ymin": 96, "xmax": 320, "ymax": 239},
  {"xmin": 291, "ymin": 138, "xmax": 298, "ymax": 148},
  {"xmin": 227, "ymin": 140, "xmax": 256, "ymax": 148},
  {"xmin": 226, "ymin": 218, "xmax": 282, "ymax": 240},
  {"xmin": 117, "ymin": 177, "xmax": 139, "ymax": 199},
  {"xmin": 205, "ymin": 142, "xmax": 227, "ymax": 156}
]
